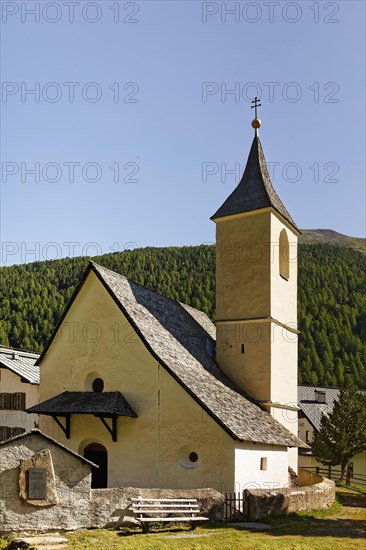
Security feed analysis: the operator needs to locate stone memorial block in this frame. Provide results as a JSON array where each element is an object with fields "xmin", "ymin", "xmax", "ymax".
[{"xmin": 19, "ymin": 448, "xmax": 58, "ymax": 506}]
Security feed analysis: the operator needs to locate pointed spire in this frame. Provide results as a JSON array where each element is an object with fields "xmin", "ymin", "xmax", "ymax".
[{"xmin": 211, "ymin": 134, "xmax": 298, "ymax": 231}]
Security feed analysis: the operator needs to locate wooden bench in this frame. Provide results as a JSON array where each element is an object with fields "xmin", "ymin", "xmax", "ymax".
[{"xmin": 130, "ymin": 497, "xmax": 209, "ymax": 533}]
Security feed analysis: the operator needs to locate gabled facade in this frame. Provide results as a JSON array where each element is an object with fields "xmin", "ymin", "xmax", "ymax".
[
  {"xmin": 0, "ymin": 347, "xmax": 39, "ymax": 441},
  {"xmin": 28, "ymin": 119, "xmax": 307, "ymax": 491},
  {"xmin": 29, "ymin": 261, "xmax": 305, "ymax": 491}
]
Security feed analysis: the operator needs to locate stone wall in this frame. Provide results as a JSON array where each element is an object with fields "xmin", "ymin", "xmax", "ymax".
[
  {"xmin": 1, "ymin": 436, "xmax": 223, "ymax": 534},
  {"xmin": 244, "ymin": 470, "xmax": 335, "ymax": 521},
  {"xmin": 90, "ymin": 487, "xmax": 224, "ymax": 528},
  {"xmin": 0, "ymin": 434, "xmax": 93, "ymax": 532}
]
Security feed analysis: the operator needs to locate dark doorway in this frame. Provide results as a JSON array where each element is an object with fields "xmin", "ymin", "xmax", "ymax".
[{"xmin": 84, "ymin": 443, "xmax": 108, "ymax": 488}]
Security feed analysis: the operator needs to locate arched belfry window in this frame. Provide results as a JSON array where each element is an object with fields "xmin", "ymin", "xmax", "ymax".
[{"xmin": 279, "ymin": 229, "xmax": 290, "ymax": 280}]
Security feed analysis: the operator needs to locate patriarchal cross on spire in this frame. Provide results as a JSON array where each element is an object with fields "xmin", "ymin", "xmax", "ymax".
[{"xmin": 251, "ymin": 96, "xmax": 262, "ymax": 135}]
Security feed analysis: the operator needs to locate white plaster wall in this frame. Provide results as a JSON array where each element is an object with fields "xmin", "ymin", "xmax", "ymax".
[
  {"xmin": 0, "ymin": 368, "xmax": 39, "ymax": 431},
  {"xmin": 234, "ymin": 443, "xmax": 289, "ymax": 491}
]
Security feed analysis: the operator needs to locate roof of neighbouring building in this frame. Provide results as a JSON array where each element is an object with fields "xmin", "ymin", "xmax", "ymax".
[
  {"xmin": 38, "ymin": 261, "xmax": 306, "ymax": 449},
  {"xmin": 27, "ymin": 391, "xmax": 137, "ymax": 417},
  {"xmin": 211, "ymin": 135, "xmax": 299, "ymax": 231},
  {"xmin": 0, "ymin": 347, "xmax": 40, "ymax": 384},
  {"xmin": 298, "ymin": 385, "xmax": 366, "ymax": 432},
  {"xmin": 0, "ymin": 428, "xmax": 98, "ymax": 468}
]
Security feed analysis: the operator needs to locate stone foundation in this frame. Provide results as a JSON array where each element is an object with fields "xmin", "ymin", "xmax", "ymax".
[
  {"xmin": 90, "ymin": 487, "xmax": 224, "ymax": 528},
  {"xmin": 1, "ymin": 486, "xmax": 224, "ymax": 533},
  {"xmin": 244, "ymin": 469, "xmax": 335, "ymax": 521}
]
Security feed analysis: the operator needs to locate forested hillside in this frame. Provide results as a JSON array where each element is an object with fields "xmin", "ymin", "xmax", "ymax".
[{"xmin": 0, "ymin": 244, "xmax": 365, "ymax": 388}]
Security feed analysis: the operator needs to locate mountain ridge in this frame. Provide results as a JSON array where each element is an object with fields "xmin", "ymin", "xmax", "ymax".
[{"xmin": 300, "ymin": 229, "xmax": 366, "ymax": 254}]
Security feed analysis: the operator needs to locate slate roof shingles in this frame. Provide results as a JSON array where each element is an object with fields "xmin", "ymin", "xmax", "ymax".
[
  {"xmin": 26, "ymin": 391, "xmax": 137, "ymax": 418},
  {"xmin": 298, "ymin": 385, "xmax": 366, "ymax": 432},
  {"xmin": 92, "ymin": 262, "xmax": 305, "ymax": 448},
  {"xmin": 211, "ymin": 136, "xmax": 298, "ymax": 231}
]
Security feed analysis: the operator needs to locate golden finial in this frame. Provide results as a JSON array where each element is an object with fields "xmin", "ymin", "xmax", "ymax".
[{"xmin": 251, "ymin": 97, "xmax": 262, "ymax": 133}]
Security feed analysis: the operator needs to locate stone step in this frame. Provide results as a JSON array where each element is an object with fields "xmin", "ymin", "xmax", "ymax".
[{"xmin": 12, "ymin": 536, "xmax": 68, "ymax": 549}]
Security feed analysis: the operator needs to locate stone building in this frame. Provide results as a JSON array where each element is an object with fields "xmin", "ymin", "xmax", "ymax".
[
  {"xmin": 0, "ymin": 347, "xmax": 39, "ymax": 441},
  {"xmin": 0, "ymin": 429, "xmax": 95, "ymax": 531},
  {"xmin": 27, "ymin": 119, "xmax": 307, "ymax": 492}
]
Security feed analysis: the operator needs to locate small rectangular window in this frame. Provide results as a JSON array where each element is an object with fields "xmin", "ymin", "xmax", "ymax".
[
  {"xmin": 306, "ymin": 430, "xmax": 310, "ymax": 443},
  {"xmin": 260, "ymin": 457, "xmax": 267, "ymax": 471}
]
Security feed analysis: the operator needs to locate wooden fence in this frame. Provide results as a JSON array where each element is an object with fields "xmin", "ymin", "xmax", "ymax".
[
  {"xmin": 224, "ymin": 491, "xmax": 247, "ymax": 522},
  {"xmin": 301, "ymin": 466, "xmax": 366, "ymax": 488}
]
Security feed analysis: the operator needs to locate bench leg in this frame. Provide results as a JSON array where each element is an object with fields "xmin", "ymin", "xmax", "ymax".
[
  {"xmin": 190, "ymin": 523, "xmax": 197, "ymax": 531},
  {"xmin": 142, "ymin": 523, "xmax": 150, "ymax": 534}
]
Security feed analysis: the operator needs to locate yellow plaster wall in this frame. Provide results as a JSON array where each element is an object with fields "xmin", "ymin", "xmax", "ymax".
[
  {"xmin": 39, "ymin": 271, "xmax": 236, "ymax": 489},
  {"xmin": 215, "ymin": 210, "xmax": 271, "ymax": 321},
  {"xmin": 214, "ymin": 209, "xmax": 299, "ymax": 470},
  {"xmin": 216, "ymin": 320, "xmax": 271, "ymax": 401}
]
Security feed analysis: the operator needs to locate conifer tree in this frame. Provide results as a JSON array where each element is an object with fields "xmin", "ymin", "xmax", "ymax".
[{"xmin": 312, "ymin": 375, "xmax": 366, "ymax": 480}]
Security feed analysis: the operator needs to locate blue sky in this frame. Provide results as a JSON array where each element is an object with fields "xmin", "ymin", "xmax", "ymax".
[{"xmin": 1, "ymin": 0, "xmax": 365, "ymax": 265}]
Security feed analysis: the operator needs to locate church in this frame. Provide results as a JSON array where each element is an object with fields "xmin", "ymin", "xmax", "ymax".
[{"xmin": 27, "ymin": 111, "xmax": 306, "ymax": 492}]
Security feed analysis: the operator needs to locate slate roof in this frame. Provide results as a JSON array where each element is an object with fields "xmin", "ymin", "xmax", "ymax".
[
  {"xmin": 298, "ymin": 385, "xmax": 366, "ymax": 433},
  {"xmin": 77, "ymin": 262, "xmax": 305, "ymax": 448},
  {"xmin": 0, "ymin": 347, "xmax": 40, "ymax": 384},
  {"xmin": 0, "ymin": 428, "xmax": 98, "ymax": 468},
  {"xmin": 211, "ymin": 135, "xmax": 299, "ymax": 231},
  {"xmin": 26, "ymin": 391, "xmax": 137, "ymax": 418}
]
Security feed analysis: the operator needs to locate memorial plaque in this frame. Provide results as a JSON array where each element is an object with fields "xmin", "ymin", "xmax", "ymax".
[{"xmin": 27, "ymin": 468, "xmax": 47, "ymax": 500}]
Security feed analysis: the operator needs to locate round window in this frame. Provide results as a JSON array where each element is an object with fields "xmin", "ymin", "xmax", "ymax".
[
  {"xmin": 92, "ymin": 378, "xmax": 104, "ymax": 393},
  {"xmin": 178, "ymin": 444, "xmax": 201, "ymax": 469}
]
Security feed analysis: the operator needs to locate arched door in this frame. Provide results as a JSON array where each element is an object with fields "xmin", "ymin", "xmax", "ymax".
[{"xmin": 84, "ymin": 443, "xmax": 108, "ymax": 488}]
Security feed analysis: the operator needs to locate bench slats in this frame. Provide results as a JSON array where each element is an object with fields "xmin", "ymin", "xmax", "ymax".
[
  {"xmin": 130, "ymin": 497, "xmax": 209, "ymax": 532},
  {"xmin": 132, "ymin": 504, "xmax": 200, "ymax": 513},
  {"xmin": 131, "ymin": 498, "xmax": 198, "ymax": 502},
  {"xmin": 133, "ymin": 511, "xmax": 200, "ymax": 515},
  {"xmin": 139, "ymin": 516, "xmax": 208, "ymax": 522}
]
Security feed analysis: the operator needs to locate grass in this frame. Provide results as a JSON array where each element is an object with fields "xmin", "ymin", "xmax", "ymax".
[
  {"xmin": 262, "ymin": 497, "xmax": 343, "ymax": 526},
  {"xmin": 335, "ymin": 481, "xmax": 366, "ymax": 495},
  {"xmin": 1, "ymin": 489, "xmax": 364, "ymax": 550},
  {"xmin": 63, "ymin": 525, "xmax": 361, "ymax": 550}
]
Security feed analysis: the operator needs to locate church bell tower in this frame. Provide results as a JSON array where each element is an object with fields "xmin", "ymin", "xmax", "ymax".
[{"xmin": 212, "ymin": 102, "xmax": 300, "ymax": 465}]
